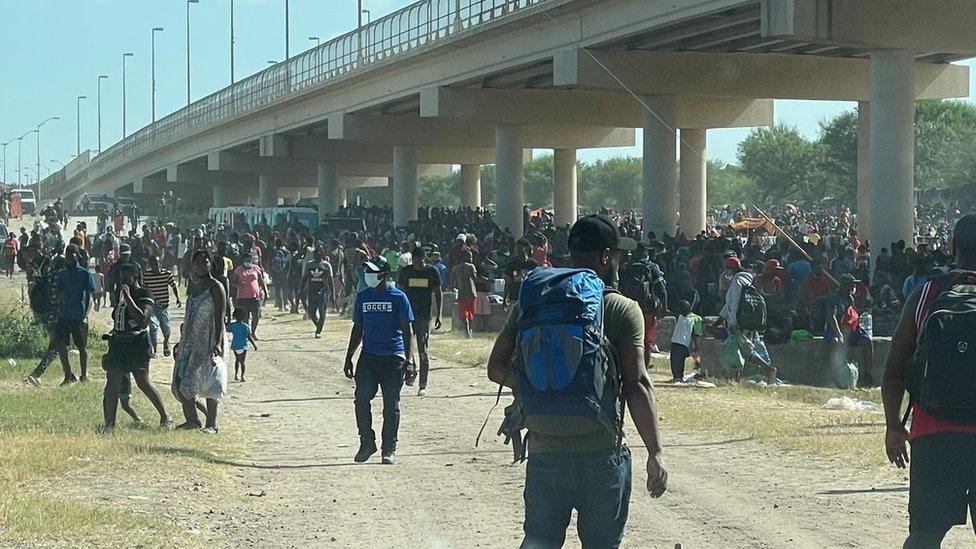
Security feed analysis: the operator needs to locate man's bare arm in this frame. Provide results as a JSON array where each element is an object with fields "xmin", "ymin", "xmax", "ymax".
[
  {"xmin": 619, "ymin": 343, "xmax": 668, "ymax": 497},
  {"xmin": 882, "ymin": 288, "xmax": 922, "ymax": 469},
  {"xmin": 487, "ymin": 327, "xmax": 518, "ymax": 389}
]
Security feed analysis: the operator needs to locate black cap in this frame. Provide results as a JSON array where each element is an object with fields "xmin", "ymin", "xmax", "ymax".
[
  {"xmin": 568, "ymin": 214, "xmax": 637, "ymax": 253},
  {"xmin": 119, "ymin": 244, "xmax": 131, "ymax": 254},
  {"xmin": 839, "ymin": 273, "xmax": 859, "ymax": 285}
]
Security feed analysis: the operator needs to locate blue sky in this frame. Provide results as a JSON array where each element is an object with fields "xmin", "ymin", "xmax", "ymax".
[{"xmin": 1, "ymin": 1, "xmax": 974, "ymax": 184}]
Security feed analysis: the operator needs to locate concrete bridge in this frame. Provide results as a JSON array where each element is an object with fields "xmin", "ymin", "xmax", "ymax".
[{"xmin": 43, "ymin": 0, "xmax": 973, "ymax": 248}]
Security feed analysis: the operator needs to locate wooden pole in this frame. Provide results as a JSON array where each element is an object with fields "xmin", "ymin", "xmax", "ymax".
[{"xmin": 753, "ymin": 204, "xmax": 839, "ymax": 286}]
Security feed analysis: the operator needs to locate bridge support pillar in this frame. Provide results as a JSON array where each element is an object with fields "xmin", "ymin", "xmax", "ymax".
[
  {"xmin": 495, "ymin": 125, "xmax": 524, "ymax": 238},
  {"xmin": 679, "ymin": 129, "xmax": 707, "ymax": 236},
  {"xmin": 337, "ymin": 186, "xmax": 348, "ymax": 209},
  {"xmin": 259, "ymin": 175, "xmax": 278, "ymax": 207},
  {"xmin": 553, "ymin": 149, "xmax": 577, "ymax": 228},
  {"xmin": 868, "ymin": 50, "xmax": 915, "ymax": 255},
  {"xmin": 317, "ymin": 162, "xmax": 340, "ymax": 215},
  {"xmin": 393, "ymin": 146, "xmax": 418, "ymax": 226},
  {"xmin": 460, "ymin": 164, "xmax": 481, "ymax": 208},
  {"xmin": 857, "ymin": 101, "xmax": 871, "ymax": 244},
  {"xmin": 213, "ymin": 185, "xmax": 233, "ymax": 207},
  {"xmin": 642, "ymin": 96, "xmax": 678, "ymax": 239}
]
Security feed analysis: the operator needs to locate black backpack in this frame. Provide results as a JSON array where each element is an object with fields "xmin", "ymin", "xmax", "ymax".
[
  {"xmin": 906, "ymin": 274, "xmax": 976, "ymax": 423},
  {"xmin": 619, "ymin": 261, "xmax": 657, "ymax": 311},
  {"xmin": 735, "ymin": 274, "xmax": 767, "ymax": 331}
]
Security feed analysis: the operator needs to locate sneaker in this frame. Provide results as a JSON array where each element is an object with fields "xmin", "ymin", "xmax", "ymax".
[
  {"xmin": 381, "ymin": 450, "xmax": 397, "ymax": 465},
  {"xmin": 314, "ymin": 333, "xmax": 322, "ymax": 339},
  {"xmin": 418, "ymin": 388, "xmax": 428, "ymax": 397},
  {"xmin": 354, "ymin": 439, "xmax": 377, "ymax": 463},
  {"xmin": 25, "ymin": 374, "xmax": 41, "ymax": 387},
  {"xmin": 160, "ymin": 416, "xmax": 175, "ymax": 429},
  {"xmin": 163, "ymin": 345, "xmax": 171, "ymax": 357},
  {"xmin": 201, "ymin": 426, "xmax": 219, "ymax": 435}
]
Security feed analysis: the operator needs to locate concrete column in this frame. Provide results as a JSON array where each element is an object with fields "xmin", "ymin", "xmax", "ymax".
[
  {"xmin": 213, "ymin": 185, "xmax": 232, "ymax": 207},
  {"xmin": 259, "ymin": 174, "xmax": 278, "ymax": 207},
  {"xmin": 868, "ymin": 50, "xmax": 915, "ymax": 253},
  {"xmin": 393, "ymin": 145, "xmax": 418, "ymax": 226},
  {"xmin": 856, "ymin": 101, "xmax": 871, "ymax": 244},
  {"xmin": 316, "ymin": 162, "xmax": 339, "ymax": 215},
  {"xmin": 553, "ymin": 149, "xmax": 578, "ymax": 227},
  {"xmin": 459, "ymin": 164, "xmax": 481, "ymax": 208},
  {"xmin": 679, "ymin": 128, "xmax": 707, "ymax": 236},
  {"xmin": 495, "ymin": 125, "xmax": 524, "ymax": 238},
  {"xmin": 642, "ymin": 96, "xmax": 679, "ymax": 239}
]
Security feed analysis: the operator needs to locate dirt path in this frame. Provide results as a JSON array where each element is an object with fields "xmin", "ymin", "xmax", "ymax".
[{"xmin": 199, "ymin": 308, "xmax": 972, "ymax": 549}]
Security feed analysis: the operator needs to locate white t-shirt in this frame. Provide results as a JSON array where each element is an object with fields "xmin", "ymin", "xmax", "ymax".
[{"xmin": 672, "ymin": 314, "xmax": 696, "ymax": 347}]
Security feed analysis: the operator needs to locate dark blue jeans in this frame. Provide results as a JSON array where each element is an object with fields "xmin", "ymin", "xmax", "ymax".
[
  {"xmin": 354, "ymin": 353, "xmax": 405, "ymax": 452},
  {"xmin": 521, "ymin": 445, "xmax": 632, "ymax": 549}
]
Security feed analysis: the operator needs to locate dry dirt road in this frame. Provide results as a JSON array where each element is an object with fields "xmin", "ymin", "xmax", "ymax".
[{"xmin": 200, "ymin": 307, "xmax": 973, "ymax": 549}]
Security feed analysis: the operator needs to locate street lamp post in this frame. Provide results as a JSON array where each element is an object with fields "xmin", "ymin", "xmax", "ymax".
[
  {"xmin": 76, "ymin": 96, "xmax": 87, "ymax": 156},
  {"xmin": 16, "ymin": 130, "xmax": 33, "ymax": 186},
  {"xmin": 122, "ymin": 52, "xmax": 134, "ymax": 137},
  {"xmin": 187, "ymin": 0, "xmax": 200, "ymax": 105},
  {"xmin": 97, "ymin": 75, "xmax": 109, "ymax": 154},
  {"xmin": 309, "ymin": 36, "xmax": 320, "ymax": 48},
  {"xmin": 36, "ymin": 117, "xmax": 59, "ymax": 204},
  {"xmin": 2, "ymin": 140, "xmax": 13, "ymax": 186},
  {"xmin": 362, "ymin": 8, "xmax": 371, "ymax": 57},
  {"xmin": 285, "ymin": 0, "xmax": 290, "ymax": 60},
  {"xmin": 50, "ymin": 159, "xmax": 66, "ymax": 169},
  {"xmin": 152, "ymin": 27, "xmax": 164, "ymax": 122},
  {"xmin": 230, "ymin": 0, "xmax": 235, "ymax": 83}
]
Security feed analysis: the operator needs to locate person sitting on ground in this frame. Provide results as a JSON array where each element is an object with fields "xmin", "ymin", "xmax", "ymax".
[
  {"xmin": 670, "ymin": 300, "xmax": 703, "ymax": 383},
  {"xmin": 101, "ymin": 262, "xmax": 173, "ymax": 431},
  {"xmin": 226, "ymin": 308, "xmax": 257, "ymax": 382}
]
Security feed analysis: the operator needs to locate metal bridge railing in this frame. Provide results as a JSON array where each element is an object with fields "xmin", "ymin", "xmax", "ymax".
[{"xmin": 89, "ymin": 0, "xmax": 548, "ymax": 179}]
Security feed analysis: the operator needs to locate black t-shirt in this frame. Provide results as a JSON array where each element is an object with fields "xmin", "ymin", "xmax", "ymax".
[
  {"xmin": 113, "ymin": 287, "xmax": 155, "ymax": 334},
  {"xmin": 397, "ymin": 265, "xmax": 441, "ymax": 320},
  {"xmin": 307, "ymin": 261, "xmax": 332, "ymax": 296}
]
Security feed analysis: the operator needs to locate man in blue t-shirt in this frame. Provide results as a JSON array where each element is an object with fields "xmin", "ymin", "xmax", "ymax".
[{"xmin": 344, "ymin": 256, "xmax": 414, "ymax": 465}]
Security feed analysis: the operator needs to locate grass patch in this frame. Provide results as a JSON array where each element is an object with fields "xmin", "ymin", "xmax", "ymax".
[{"xmin": 0, "ymin": 308, "xmax": 238, "ymax": 547}]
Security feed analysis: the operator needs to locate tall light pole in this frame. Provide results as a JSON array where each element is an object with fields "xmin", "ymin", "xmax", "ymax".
[
  {"xmin": 16, "ymin": 130, "xmax": 33, "ymax": 186},
  {"xmin": 284, "ymin": 0, "xmax": 290, "ymax": 60},
  {"xmin": 357, "ymin": 0, "xmax": 363, "ymax": 62},
  {"xmin": 97, "ymin": 75, "xmax": 109, "ymax": 154},
  {"xmin": 50, "ymin": 159, "xmax": 67, "ymax": 170},
  {"xmin": 76, "ymin": 96, "xmax": 87, "ymax": 156},
  {"xmin": 1, "ymin": 140, "xmax": 13, "ymax": 185},
  {"xmin": 230, "ymin": 0, "xmax": 235, "ymax": 83},
  {"xmin": 36, "ymin": 117, "xmax": 59, "ymax": 204},
  {"xmin": 309, "ymin": 36, "xmax": 320, "ymax": 48},
  {"xmin": 186, "ymin": 0, "xmax": 200, "ymax": 105},
  {"xmin": 122, "ymin": 52, "xmax": 134, "ymax": 137},
  {"xmin": 362, "ymin": 8, "xmax": 371, "ymax": 23},
  {"xmin": 152, "ymin": 27, "xmax": 164, "ymax": 122},
  {"xmin": 362, "ymin": 8, "xmax": 371, "ymax": 57}
]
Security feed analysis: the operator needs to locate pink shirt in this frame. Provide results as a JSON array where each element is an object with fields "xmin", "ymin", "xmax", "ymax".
[{"xmin": 233, "ymin": 265, "xmax": 264, "ymax": 300}]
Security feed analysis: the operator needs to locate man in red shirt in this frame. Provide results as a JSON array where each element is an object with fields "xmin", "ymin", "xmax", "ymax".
[{"xmin": 883, "ymin": 213, "xmax": 976, "ymax": 547}]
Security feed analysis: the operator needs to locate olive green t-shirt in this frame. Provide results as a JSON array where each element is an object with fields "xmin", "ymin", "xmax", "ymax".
[{"xmin": 500, "ymin": 291, "xmax": 645, "ymax": 453}]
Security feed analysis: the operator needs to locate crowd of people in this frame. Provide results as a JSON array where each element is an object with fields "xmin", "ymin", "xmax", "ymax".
[{"xmin": 10, "ymin": 190, "xmax": 976, "ymax": 546}]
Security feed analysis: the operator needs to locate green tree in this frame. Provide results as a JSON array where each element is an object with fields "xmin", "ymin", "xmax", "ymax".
[
  {"xmin": 817, "ymin": 109, "xmax": 858, "ymax": 202},
  {"xmin": 579, "ymin": 157, "xmax": 642, "ymax": 212},
  {"xmin": 706, "ymin": 161, "xmax": 759, "ymax": 206},
  {"xmin": 418, "ymin": 173, "xmax": 460, "ymax": 207},
  {"xmin": 737, "ymin": 124, "xmax": 826, "ymax": 202},
  {"xmin": 523, "ymin": 154, "xmax": 554, "ymax": 208},
  {"xmin": 914, "ymin": 100, "xmax": 976, "ymax": 189}
]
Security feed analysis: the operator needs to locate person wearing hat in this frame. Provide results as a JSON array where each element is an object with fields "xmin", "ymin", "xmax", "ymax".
[
  {"xmin": 487, "ymin": 214, "xmax": 668, "ymax": 547},
  {"xmin": 826, "ymin": 273, "xmax": 875, "ymax": 386},
  {"xmin": 397, "ymin": 246, "xmax": 443, "ymax": 395},
  {"xmin": 719, "ymin": 256, "xmax": 777, "ymax": 383},
  {"xmin": 344, "ymin": 256, "xmax": 414, "ymax": 465}
]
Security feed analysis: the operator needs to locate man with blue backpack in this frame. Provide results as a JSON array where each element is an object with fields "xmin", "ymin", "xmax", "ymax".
[
  {"xmin": 487, "ymin": 214, "xmax": 667, "ymax": 548},
  {"xmin": 883, "ymin": 213, "xmax": 976, "ymax": 547}
]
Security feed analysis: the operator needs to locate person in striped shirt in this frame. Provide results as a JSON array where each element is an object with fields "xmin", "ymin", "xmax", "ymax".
[{"xmin": 143, "ymin": 255, "xmax": 182, "ymax": 358}]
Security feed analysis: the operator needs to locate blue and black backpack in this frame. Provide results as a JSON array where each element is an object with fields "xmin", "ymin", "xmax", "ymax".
[{"xmin": 514, "ymin": 268, "xmax": 624, "ymax": 440}]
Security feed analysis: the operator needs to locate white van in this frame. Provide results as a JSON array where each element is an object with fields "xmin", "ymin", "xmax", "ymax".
[{"xmin": 11, "ymin": 189, "xmax": 36, "ymax": 215}]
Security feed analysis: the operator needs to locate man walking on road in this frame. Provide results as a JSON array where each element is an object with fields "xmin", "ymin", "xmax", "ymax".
[
  {"xmin": 302, "ymin": 247, "xmax": 333, "ymax": 338},
  {"xmin": 231, "ymin": 252, "xmax": 269, "ymax": 338},
  {"xmin": 344, "ymin": 257, "xmax": 413, "ymax": 465},
  {"xmin": 397, "ymin": 247, "xmax": 443, "ymax": 395},
  {"xmin": 143, "ymin": 255, "xmax": 182, "ymax": 357},
  {"xmin": 883, "ymin": 213, "xmax": 976, "ymax": 548},
  {"xmin": 487, "ymin": 214, "xmax": 668, "ymax": 548}
]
